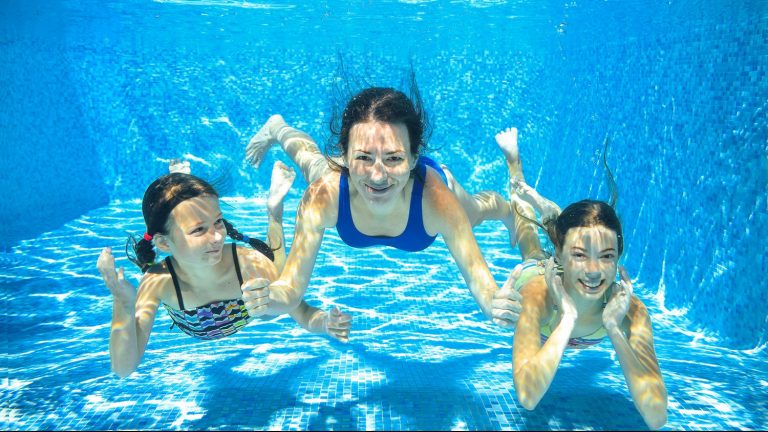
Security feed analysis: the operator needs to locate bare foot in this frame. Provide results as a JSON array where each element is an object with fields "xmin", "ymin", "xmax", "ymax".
[
  {"xmin": 245, "ymin": 114, "xmax": 288, "ymax": 169},
  {"xmin": 267, "ymin": 160, "xmax": 296, "ymax": 214},
  {"xmin": 495, "ymin": 127, "xmax": 525, "ymax": 182},
  {"xmin": 495, "ymin": 127, "xmax": 520, "ymax": 165},
  {"xmin": 512, "ymin": 178, "xmax": 561, "ymax": 226}
]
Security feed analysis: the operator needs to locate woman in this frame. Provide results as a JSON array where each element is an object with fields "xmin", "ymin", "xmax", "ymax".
[
  {"xmin": 496, "ymin": 130, "xmax": 668, "ymax": 429},
  {"xmin": 243, "ymin": 83, "xmax": 543, "ymax": 328},
  {"xmin": 96, "ymin": 162, "xmax": 351, "ymax": 378}
]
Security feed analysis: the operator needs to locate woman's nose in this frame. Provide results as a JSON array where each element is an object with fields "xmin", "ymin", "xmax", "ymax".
[{"xmin": 369, "ymin": 159, "xmax": 387, "ymax": 183}]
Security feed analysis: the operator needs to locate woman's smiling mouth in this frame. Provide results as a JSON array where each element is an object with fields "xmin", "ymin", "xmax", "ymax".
[{"xmin": 365, "ymin": 183, "xmax": 393, "ymax": 195}]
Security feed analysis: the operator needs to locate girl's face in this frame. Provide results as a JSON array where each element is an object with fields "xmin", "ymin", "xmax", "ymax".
[
  {"xmin": 345, "ymin": 121, "xmax": 417, "ymax": 209},
  {"xmin": 558, "ymin": 225, "xmax": 619, "ymax": 301},
  {"xmin": 161, "ymin": 195, "xmax": 226, "ymax": 267}
]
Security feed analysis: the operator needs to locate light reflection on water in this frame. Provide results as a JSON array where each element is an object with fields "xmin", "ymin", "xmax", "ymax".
[{"xmin": 2, "ymin": 198, "xmax": 766, "ymax": 430}]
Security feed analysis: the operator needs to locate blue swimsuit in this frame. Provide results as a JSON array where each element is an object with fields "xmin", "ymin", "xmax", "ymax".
[{"xmin": 336, "ymin": 156, "xmax": 448, "ymax": 252}]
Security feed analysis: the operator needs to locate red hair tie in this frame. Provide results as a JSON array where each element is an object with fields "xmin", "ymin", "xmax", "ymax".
[{"xmin": 143, "ymin": 232, "xmax": 153, "ymax": 241}]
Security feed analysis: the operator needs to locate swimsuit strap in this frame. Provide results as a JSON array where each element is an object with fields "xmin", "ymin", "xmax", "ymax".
[
  {"xmin": 231, "ymin": 243, "xmax": 244, "ymax": 285},
  {"xmin": 165, "ymin": 256, "xmax": 185, "ymax": 310}
]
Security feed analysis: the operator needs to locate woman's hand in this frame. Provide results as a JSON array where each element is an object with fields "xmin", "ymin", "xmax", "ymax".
[
  {"xmin": 602, "ymin": 266, "xmax": 633, "ymax": 332},
  {"xmin": 97, "ymin": 247, "xmax": 137, "ymax": 308},
  {"xmin": 544, "ymin": 257, "xmax": 577, "ymax": 320},
  {"xmin": 324, "ymin": 307, "xmax": 352, "ymax": 343}
]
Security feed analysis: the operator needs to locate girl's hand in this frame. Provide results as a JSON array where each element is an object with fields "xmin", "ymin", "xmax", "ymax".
[
  {"xmin": 492, "ymin": 264, "xmax": 524, "ymax": 328},
  {"xmin": 324, "ymin": 307, "xmax": 352, "ymax": 343},
  {"xmin": 544, "ymin": 257, "xmax": 577, "ymax": 320},
  {"xmin": 602, "ymin": 266, "xmax": 633, "ymax": 332},
  {"xmin": 241, "ymin": 277, "xmax": 272, "ymax": 317},
  {"xmin": 97, "ymin": 247, "xmax": 137, "ymax": 307}
]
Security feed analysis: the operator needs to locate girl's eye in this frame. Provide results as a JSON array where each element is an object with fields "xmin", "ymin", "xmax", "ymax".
[
  {"xmin": 215, "ymin": 219, "xmax": 225, "ymax": 226},
  {"xmin": 355, "ymin": 155, "xmax": 372, "ymax": 161},
  {"xmin": 601, "ymin": 253, "xmax": 616, "ymax": 260},
  {"xmin": 191, "ymin": 227, "xmax": 204, "ymax": 234}
]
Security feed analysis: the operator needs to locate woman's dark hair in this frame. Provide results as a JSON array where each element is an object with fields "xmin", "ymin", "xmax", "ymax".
[
  {"xmin": 326, "ymin": 69, "xmax": 432, "ymax": 173},
  {"xmin": 126, "ymin": 173, "xmax": 274, "ymax": 273},
  {"xmin": 547, "ymin": 200, "xmax": 624, "ymax": 255}
]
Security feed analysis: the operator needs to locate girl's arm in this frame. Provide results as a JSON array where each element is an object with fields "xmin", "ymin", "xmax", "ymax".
[
  {"xmin": 605, "ymin": 269, "xmax": 668, "ymax": 430},
  {"xmin": 266, "ymin": 161, "xmax": 296, "ymax": 273},
  {"xmin": 512, "ymin": 261, "xmax": 576, "ymax": 410},
  {"xmin": 267, "ymin": 202, "xmax": 287, "ymax": 273},
  {"xmin": 97, "ymin": 247, "xmax": 162, "ymax": 378}
]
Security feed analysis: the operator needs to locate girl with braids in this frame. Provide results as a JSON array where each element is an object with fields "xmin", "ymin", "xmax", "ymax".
[
  {"xmin": 96, "ymin": 162, "xmax": 351, "ymax": 378},
  {"xmin": 493, "ymin": 129, "xmax": 667, "ymax": 429}
]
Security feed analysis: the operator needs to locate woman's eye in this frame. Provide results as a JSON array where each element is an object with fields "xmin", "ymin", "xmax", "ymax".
[
  {"xmin": 355, "ymin": 155, "xmax": 371, "ymax": 161},
  {"xmin": 388, "ymin": 156, "xmax": 403, "ymax": 162},
  {"xmin": 215, "ymin": 219, "xmax": 225, "ymax": 226},
  {"xmin": 191, "ymin": 227, "xmax": 204, "ymax": 234}
]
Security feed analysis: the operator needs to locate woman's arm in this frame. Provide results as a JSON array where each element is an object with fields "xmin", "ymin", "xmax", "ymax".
[
  {"xmin": 266, "ymin": 175, "xmax": 339, "ymax": 315},
  {"xmin": 424, "ymin": 173, "xmax": 520, "ymax": 326},
  {"xmin": 238, "ymin": 234, "xmax": 351, "ymax": 342},
  {"xmin": 605, "ymin": 269, "xmax": 668, "ymax": 429},
  {"xmin": 97, "ymin": 247, "xmax": 162, "ymax": 378},
  {"xmin": 289, "ymin": 302, "xmax": 352, "ymax": 343},
  {"xmin": 512, "ymin": 261, "xmax": 576, "ymax": 410}
]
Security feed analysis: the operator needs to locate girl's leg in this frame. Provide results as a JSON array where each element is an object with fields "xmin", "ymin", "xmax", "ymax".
[
  {"xmin": 246, "ymin": 115, "xmax": 330, "ymax": 185},
  {"xmin": 441, "ymin": 166, "xmax": 545, "ymax": 260},
  {"xmin": 495, "ymin": 128, "xmax": 561, "ymax": 225},
  {"xmin": 266, "ymin": 161, "xmax": 296, "ymax": 273}
]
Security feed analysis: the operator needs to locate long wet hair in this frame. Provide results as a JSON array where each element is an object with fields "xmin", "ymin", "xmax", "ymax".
[
  {"xmin": 326, "ymin": 68, "xmax": 432, "ymax": 174},
  {"xmin": 126, "ymin": 173, "xmax": 274, "ymax": 273}
]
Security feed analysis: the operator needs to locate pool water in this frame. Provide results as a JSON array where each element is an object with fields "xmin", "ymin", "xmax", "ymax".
[
  {"xmin": 2, "ymin": 199, "xmax": 766, "ymax": 430},
  {"xmin": 2, "ymin": 0, "xmax": 767, "ymax": 430}
]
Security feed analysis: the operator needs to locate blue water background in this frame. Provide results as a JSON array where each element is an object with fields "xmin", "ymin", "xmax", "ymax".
[{"xmin": 2, "ymin": 0, "xmax": 767, "ymax": 430}]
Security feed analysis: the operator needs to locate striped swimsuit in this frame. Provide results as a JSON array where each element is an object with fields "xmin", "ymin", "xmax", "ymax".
[{"xmin": 162, "ymin": 244, "xmax": 251, "ymax": 340}]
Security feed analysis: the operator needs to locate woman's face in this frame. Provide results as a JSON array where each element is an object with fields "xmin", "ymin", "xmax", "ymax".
[
  {"xmin": 345, "ymin": 121, "xmax": 416, "ymax": 209},
  {"xmin": 163, "ymin": 195, "xmax": 227, "ymax": 267},
  {"xmin": 558, "ymin": 225, "xmax": 619, "ymax": 301}
]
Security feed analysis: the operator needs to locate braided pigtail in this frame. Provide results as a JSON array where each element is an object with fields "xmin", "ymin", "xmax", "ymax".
[
  {"xmin": 222, "ymin": 219, "xmax": 275, "ymax": 262},
  {"xmin": 125, "ymin": 235, "xmax": 157, "ymax": 273}
]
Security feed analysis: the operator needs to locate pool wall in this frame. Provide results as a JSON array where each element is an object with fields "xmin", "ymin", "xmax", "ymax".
[{"xmin": 2, "ymin": 0, "xmax": 766, "ymax": 349}]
